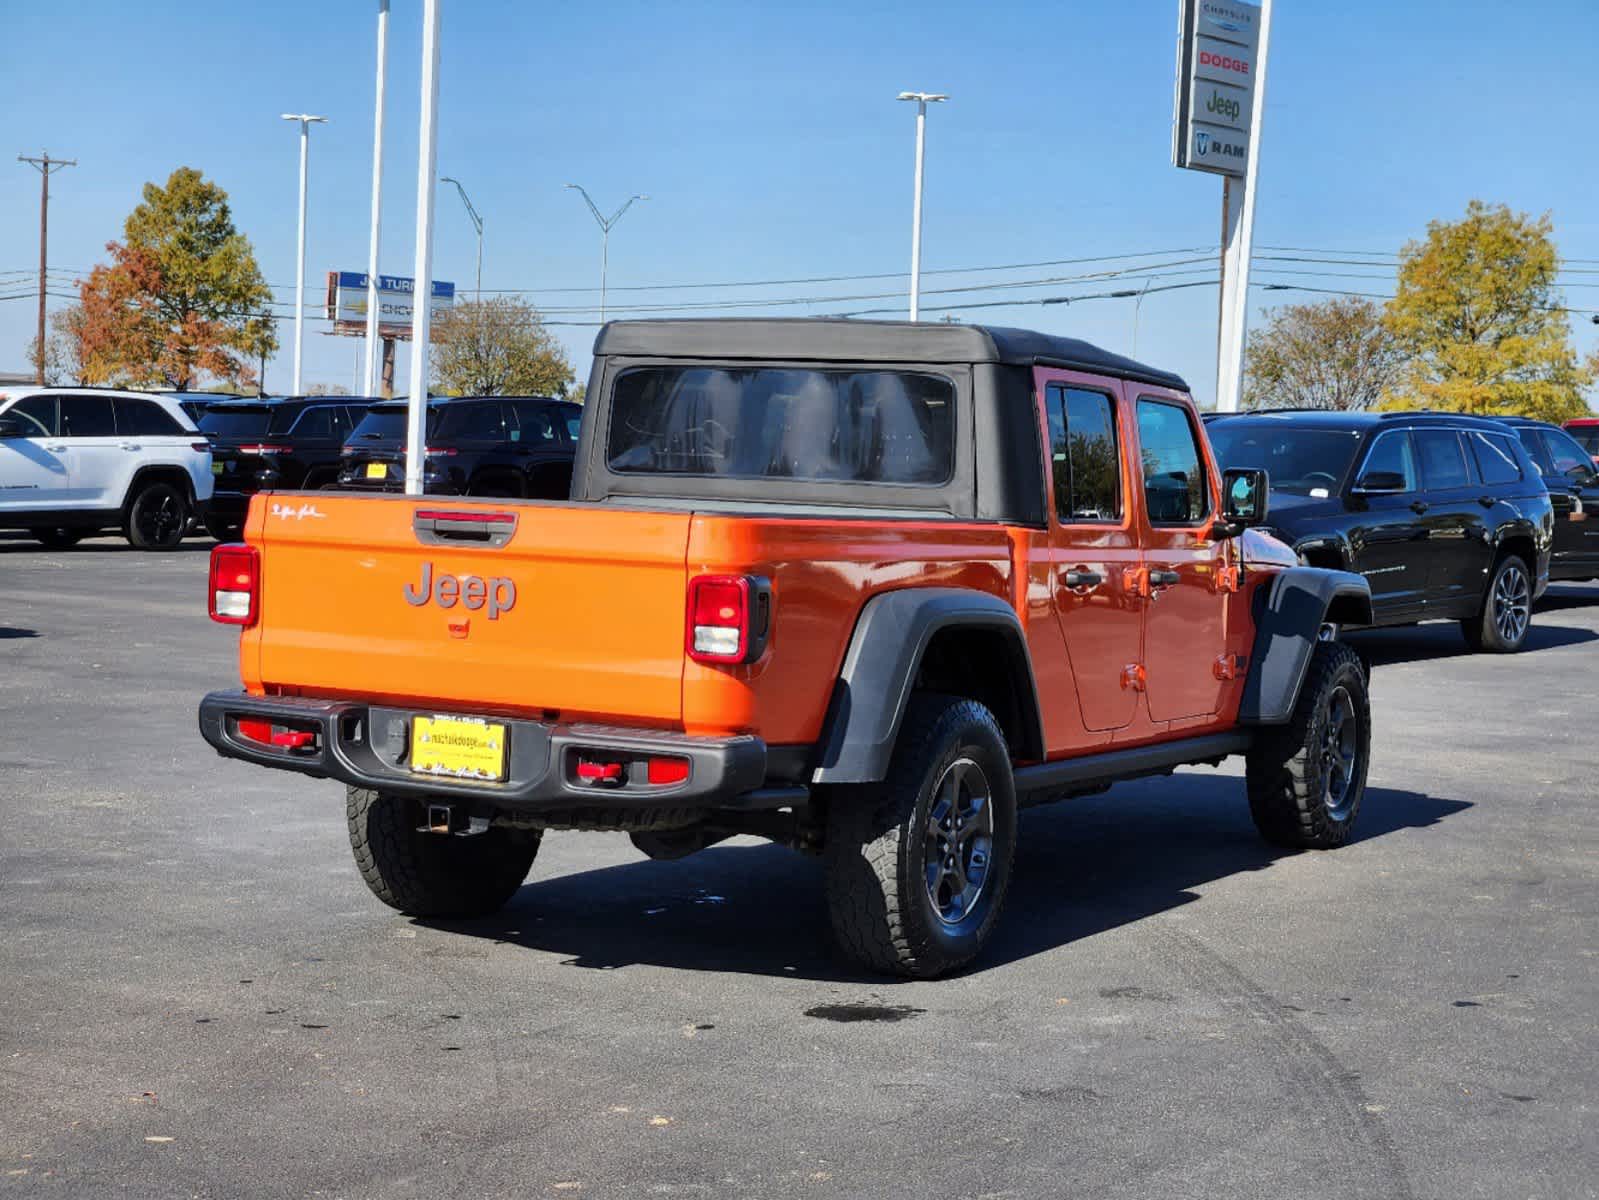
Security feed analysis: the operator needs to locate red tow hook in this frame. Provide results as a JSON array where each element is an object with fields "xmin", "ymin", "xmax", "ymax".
[
  {"xmin": 575, "ymin": 759, "xmax": 625, "ymax": 784},
  {"xmin": 237, "ymin": 719, "xmax": 317, "ymax": 749}
]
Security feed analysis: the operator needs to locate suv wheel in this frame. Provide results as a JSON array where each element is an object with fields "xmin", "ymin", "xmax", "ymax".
[
  {"xmin": 1245, "ymin": 640, "xmax": 1370, "ymax": 849},
  {"xmin": 346, "ymin": 787, "xmax": 540, "ymax": 917},
  {"xmin": 1461, "ymin": 554, "xmax": 1532, "ymax": 653},
  {"xmin": 823, "ymin": 694, "xmax": 1017, "ymax": 978},
  {"xmin": 124, "ymin": 480, "xmax": 189, "ymax": 550},
  {"xmin": 30, "ymin": 528, "xmax": 84, "ymax": 549}
]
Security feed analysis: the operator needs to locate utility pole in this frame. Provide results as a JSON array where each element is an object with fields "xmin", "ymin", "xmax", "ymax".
[
  {"xmin": 18, "ymin": 152, "xmax": 77, "ymax": 384},
  {"xmin": 440, "ymin": 176, "xmax": 483, "ymax": 298},
  {"xmin": 897, "ymin": 92, "xmax": 947, "ymax": 322},
  {"xmin": 564, "ymin": 184, "xmax": 647, "ymax": 324}
]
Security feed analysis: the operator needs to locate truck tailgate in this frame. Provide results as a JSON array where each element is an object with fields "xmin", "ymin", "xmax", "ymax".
[{"xmin": 245, "ymin": 496, "xmax": 691, "ymax": 723}]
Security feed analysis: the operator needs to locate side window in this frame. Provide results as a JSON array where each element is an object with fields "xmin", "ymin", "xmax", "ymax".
[
  {"xmin": 512, "ymin": 403, "xmax": 558, "ymax": 444},
  {"xmin": 1541, "ymin": 429, "xmax": 1593, "ymax": 476},
  {"xmin": 1044, "ymin": 385, "xmax": 1121, "ymax": 522},
  {"xmin": 1135, "ymin": 398, "xmax": 1209, "ymax": 524},
  {"xmin": 439, "ymin": 401, "xmax": 507, "ymax": 441},
  {"xmin": 7, "ymin": 395, "xmax": 59, "ymax": 437},
  {"xmin": 1513, "ymin": 429, "xmax": 1554, "ymax": 476},
  {"xmin": 291, "ymin": 406, "xmax": 336, "ymax": 439},
  {"xmin": 1413, "ymin": 429, "xmax": 1473, "ymax": 490},
  {"xmin": 1469, "ymin": 432, "xmax": 1522, "ymax": 486},
  {"xmin": 59, "ymin": 394, "xmax": 117, "ymax": 438},
  {"xmin": 116, "ymin": 398, "xmax": 184, "ymax": 437},
  {"xmin": 1358, "ymin": 430, "xmax": 1418, "ymax": 491}
]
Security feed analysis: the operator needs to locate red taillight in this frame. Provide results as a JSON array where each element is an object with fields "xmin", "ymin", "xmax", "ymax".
[
  {"xmin": 687, "ymin": 574, "xmax": 771, "ymax": 665},
  {"xmin": 190, "ymin": 441, "xmax": 210, "ymax": 452},
  {"xmin": 208, "ymin": 543, "xmax": 259, "ymax": 626},
  {"xmin": 237, "ymin": 443, "xmax": 291, "ymax": 455},
  {"xmin": 647, "ymin": 756, "xmax": 690, "ymax": 786}
]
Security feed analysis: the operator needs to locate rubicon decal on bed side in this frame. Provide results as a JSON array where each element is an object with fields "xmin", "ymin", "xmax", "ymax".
[{"xmin": 402, "ymin": 562, "xmax": 517, "ymax": 619}]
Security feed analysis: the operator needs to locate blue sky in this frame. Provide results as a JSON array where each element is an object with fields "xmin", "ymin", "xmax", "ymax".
[{"xmin": 5, "ymin": 0, "xmax": 1597, "ymax": 407}]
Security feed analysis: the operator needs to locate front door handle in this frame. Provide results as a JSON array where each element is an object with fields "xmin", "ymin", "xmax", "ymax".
[
  {"xmin": 119, "ymin": 441, "xmax": 142, "ymax": 451},
  {"xmin": 1410, "ymin": 500, "xmax": 1430, "ymax": 514},
  {"xmin": 1063, "ymin": 569, "xmax": 1103, "ymax": 589},
  {"xmin": 44, "ymin": 443, "xmax": 68, "ymax": 452},
  {"xmin": 1149, "ymin": 569, "xmax": 1182, "ymax": 588}
]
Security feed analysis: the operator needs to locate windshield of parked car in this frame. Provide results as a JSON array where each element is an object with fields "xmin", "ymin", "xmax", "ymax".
[
  {"xmin": 1206, "ymin": 423, "xmax": 1364, "ymax": 496},
  {"xmin": 607, "ymin": 367, "xmax": 955, "ymax": 485},
  {"xmin": 348, "ymin": 404, "xmax": 438, "ymax": 443},
  {"xmin": 199, "ymin": 405, "xmax": 279, "ymax": 439},
  {"xmin": 1567, "ymin": 425, "xmax": 1599, "ymax": 458}
]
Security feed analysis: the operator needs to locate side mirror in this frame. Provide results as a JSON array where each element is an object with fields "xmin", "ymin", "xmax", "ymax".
[
  {"xmin": 0, "ymin": 416, "xmax": 27, "ymax": 439},
  {"xmin": 1352, "ymin": 470, "xmax": 1407, "ymax": 494},
  {"xmin": 1220, "ymin": 467, "xmax": 1269, "ymax": 529}
]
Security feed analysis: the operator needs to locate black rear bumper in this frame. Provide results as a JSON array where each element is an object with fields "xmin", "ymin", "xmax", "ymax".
[{"xmin": 197, "ymin": 690, "xmax": 783, "ymax": 813}]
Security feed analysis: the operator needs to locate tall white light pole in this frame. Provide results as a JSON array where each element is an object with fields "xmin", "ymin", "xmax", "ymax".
[
  {"xmin": 404, "ymin": 0, "xmax": 442, "ymax": 496},
  {"xmin": 362, "ymin": 0, "xmax": 390, "ymax": 397},
  {"xmin": 564, "ymin": 184, "xmax": 647, "ymax": 324},
  {"xmin": 897, "ymin": 91, "xmax": 946, "ymax": 322},
  {"xmin": 281, "ymin": 113, "xmax": 328, "ymax": 396},
  {"xmin": 440, "ymin": 176, "xmax": 483, "ymax": 297}
]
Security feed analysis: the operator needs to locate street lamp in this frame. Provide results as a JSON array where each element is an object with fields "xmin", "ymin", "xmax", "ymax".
[
  {"xmin": 280, "ymin": 112, "xmax": 328, "ymax": 396},
  {"xmin": 440, "ymin": 176, "xmax": 484, "ymax": 298},
  {"xmin": 565, "ymin": 184, "xmax": 648, "ymax": 324},
  {"xmin": 897, "ymin": 91, "xmax": 947, "ymax": 322}
]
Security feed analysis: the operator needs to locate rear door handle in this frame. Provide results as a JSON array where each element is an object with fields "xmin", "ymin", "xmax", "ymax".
[
  {"xmin": 1410, "ymin": 500, "xmax": 1430, "ymax": 514},
  {"xmin": 1149, "ymin": 569, "xmax": 1182, "ymax": 588},
  {"xmin": 1063, "ymin": 569, "xmax": 1103, "ymax": 589},
  {"xmin": 119, "ymin": 441, "xmax": 142, "ymax": 451},
  {"xmin": 1477, "ymin": 495, "xmax": 1496, "ymax": 509}
]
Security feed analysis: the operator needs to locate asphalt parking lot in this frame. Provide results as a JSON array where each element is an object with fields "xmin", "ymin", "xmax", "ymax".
[{"xmin": 1, "ymin": 535, "xmax": 1595, "ymax": 1200}]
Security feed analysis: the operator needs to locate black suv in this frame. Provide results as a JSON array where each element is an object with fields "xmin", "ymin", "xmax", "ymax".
[
  {"xmin": 200, "ymin": 397, "xmax": 375, "ymax": 539},
  {"xmin": 337, "ymin": 395, "xmax": 580, "ymax": 499},
  {"xmin": 1207, "ymin": 410, "xmax": 1553, "ymax": 652},
  {"xmin": 1496, "ymin": 417, "xmax": 1599, "ymax": 582}
]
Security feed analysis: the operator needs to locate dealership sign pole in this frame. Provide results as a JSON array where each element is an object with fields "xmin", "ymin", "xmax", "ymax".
[
  {"xmin": 405, "ymin": 0, "xmax": 442, "ymax": 496},
  {"xmin": 1173, "ymin": 0, "xmax": 1271, "ymax": 411}
]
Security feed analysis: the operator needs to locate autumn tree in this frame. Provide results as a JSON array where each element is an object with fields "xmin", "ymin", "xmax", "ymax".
[
  {"xmin": 74, "ymin": 167, "xmax": 276, "ymax": 389},
  {"xmin": 429, "ymin": 297, "xmax": 575, "ymax": 397},
  {"xmin": 1382, "ymin": 201, "xmax": 1593, "ymax": 421},
  {"xmin": 1243, "ymin": 297, "xmax": 1403, "ymax": 410}
]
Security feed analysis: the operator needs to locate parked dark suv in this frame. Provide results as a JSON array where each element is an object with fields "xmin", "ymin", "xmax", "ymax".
[
  {"xmin": 337, "ymin": 395, "xmax": 580, "ymax": 498},
  {"xmin": 1497, "ymin": 416, "xmax": 1599, "ymax": 582},
  {"xmin": 1207, "ymin": 410, "xmax": 1553, "ymax": 652},
  {"xmin": 200, "ymin": 397, "xmax": 375, "ymax": 540}
]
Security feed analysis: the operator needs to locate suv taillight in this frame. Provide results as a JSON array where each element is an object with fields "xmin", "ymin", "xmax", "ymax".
[
  {"xmin": 686, "ymin": 574, "xmax": 771, "ymax": 665},
  {"xmin": 209, "ymin": 544, "xmax": 259, "ymax": 626},
  {"xmin": 238, "ymin": 443, "xmax": 290, "ymax": 455}
]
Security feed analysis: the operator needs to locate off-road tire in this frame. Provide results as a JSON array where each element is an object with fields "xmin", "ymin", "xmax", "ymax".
[
  {"xmin": 123, "ymin": 480, "xmax": 189, "ymax": 550},
  {"xmin": 203, "ymin": 517, "xmax": 243, "ymax": 543},
  {"xmin": 823, "ymin": 694, "xmax": 1017, "ymax": 978},
  {"xmin": 30, "ymin": 528, "xmax": 84, "ymax": 549},
  {"xmin": 1460, "ymin": 553, "xmax": 1532, "ymax": 653},
  {"xmin": 346, "ymin": 787, "xmax": 540, "ymax": 917},
  {"xmin": 1246, "ymin": 640, "xmax": 1370, "ymax": 849}
]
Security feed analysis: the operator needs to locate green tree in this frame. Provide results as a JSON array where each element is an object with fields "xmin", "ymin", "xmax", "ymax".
[
  {"xmin": 429, "ymin": 297, "xmax": 574, "ymax": 397},
  {"xmin": 1243, "ymin": 297, "xmax": 1402, "ymax": 410},
  {"xmin": 1383, "ymin": 200, "xmax": 1593, "ymax": 421},
  {"xmin": 75, "ymin": 167, "xmax": 276, "ymax": 389}
]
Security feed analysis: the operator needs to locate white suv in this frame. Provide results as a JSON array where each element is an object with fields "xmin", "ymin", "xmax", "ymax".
[{"xmin": 0, "ymin": 387, "xmax": 213, "ymax": 550}]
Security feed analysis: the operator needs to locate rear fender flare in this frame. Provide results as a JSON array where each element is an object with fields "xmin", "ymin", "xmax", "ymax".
[
  {"xmin": 812, "ymin": 588, "xmax": 1044, "ymax": 784},
  {"xmin": 1239, "ymin": 567, "xmax": 1372, "ymax": 725}
]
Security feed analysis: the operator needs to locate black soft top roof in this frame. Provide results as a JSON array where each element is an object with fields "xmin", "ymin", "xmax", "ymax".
[{"xmin": 593, "ymin": 318, "xmax": 1188, "ymax": 392}]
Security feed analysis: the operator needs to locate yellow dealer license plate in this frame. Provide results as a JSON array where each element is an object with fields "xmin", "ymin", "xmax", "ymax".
[
  {"xmin": 410, "ymin": 715, "xmax": 507, "ymax": 781},
  {"xmin": 366, "ymin": 462, "xmax": 387, "ymax": 479}
]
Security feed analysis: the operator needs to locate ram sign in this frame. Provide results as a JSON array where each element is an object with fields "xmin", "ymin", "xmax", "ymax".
[
  {"xmin": 1173, "ymin": 0, "xmax": 1260, "ymax": 178},
  {"xmin": 325, "ymin": 271, "xmax": 456, "ymax": 337}
]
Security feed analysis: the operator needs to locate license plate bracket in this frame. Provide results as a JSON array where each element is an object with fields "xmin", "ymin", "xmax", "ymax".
[{"xmin": 409, "ymin": 715, "xmax": 507, "ymax": 781}]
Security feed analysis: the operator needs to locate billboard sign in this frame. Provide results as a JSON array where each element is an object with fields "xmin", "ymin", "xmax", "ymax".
[
  {"xmin": 325, "ymin": 271, "xmax": 455, "ymax": 337},
  {"xmin": 1173, "ymin": 0, "xmax": 1260, "ymax": 178}
]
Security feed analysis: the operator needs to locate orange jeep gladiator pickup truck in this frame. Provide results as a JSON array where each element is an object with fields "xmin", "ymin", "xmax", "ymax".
[{"xmin": 200, "ymin": 319, "xmax": 1375, "ymax": 977}]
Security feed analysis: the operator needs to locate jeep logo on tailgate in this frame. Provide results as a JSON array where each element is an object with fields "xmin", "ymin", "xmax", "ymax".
[{"xmin": 403, "ymin": 562, "xmax": 517, "ymax": 619}]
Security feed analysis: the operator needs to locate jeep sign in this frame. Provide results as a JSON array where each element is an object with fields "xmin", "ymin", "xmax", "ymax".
[{"xmin": 1172, "ymin": 0, "xmax": 1261, "ymax": 178}]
